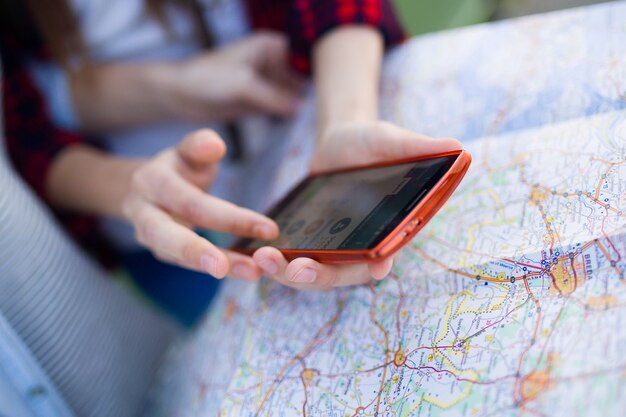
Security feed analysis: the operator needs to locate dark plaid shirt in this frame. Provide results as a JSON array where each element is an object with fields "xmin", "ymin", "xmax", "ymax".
[{"xmin": 1, "ymin": 0, "xmax": 404, "ymax": 262}]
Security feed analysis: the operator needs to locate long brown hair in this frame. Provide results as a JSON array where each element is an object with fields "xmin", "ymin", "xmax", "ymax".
[{"xmin": 0, "ymin": 0, "xmax": 206, "ymax": 70}]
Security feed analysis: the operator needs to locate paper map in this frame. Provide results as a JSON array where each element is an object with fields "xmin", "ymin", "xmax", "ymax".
[{"xmin": 151, "ymin": 3, "xmax": 626, "ymax": 416}]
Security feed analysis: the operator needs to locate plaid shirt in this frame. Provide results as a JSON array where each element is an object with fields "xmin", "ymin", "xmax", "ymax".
[
  {"xmin": 1, "ymin": 0, "xmax": 404, "ymax": 261},
  {"xmin": 248, "ymin": 0, "xmax": 404, "ymax": 72}
]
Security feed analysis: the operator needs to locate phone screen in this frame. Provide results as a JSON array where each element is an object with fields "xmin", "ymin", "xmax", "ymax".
[{"xmin": 238, "ymin": 155, "xmax": 457, "ymax": 251}]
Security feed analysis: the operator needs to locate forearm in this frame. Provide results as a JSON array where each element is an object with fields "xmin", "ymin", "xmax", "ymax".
[
  {"xmin": 69, "ymin": 63, "xmax": 178, "ymax": 133},
  {"xmin": 313, "ymin": 26, "xmax": 383, "ymax": 138},
  {"xmin": 47, "ymin": 145, "xmax": 141, "ymax": 218}
]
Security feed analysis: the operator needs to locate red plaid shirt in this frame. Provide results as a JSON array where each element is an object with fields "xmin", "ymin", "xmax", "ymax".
[
  {"xmin": 248, "ymin": 0, "xmax": 404, "ymax": 72},
  {"xmin": 1, "ymin": 0, "xmax": 404, "ymax": 262}
]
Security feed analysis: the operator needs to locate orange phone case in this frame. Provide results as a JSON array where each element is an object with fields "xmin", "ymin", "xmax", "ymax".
[{"xmin": 233, "ymin": 150, "xmax": 471, "ymax": 263}]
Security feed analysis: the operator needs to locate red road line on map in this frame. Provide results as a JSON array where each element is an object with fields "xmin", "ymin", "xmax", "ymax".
[
  {"xmin": 600, "ymin": 213, "xmax": 623, "ymax": 264},
  {"xmin": 368, "ymin": 284, "xmax": 390, "ymax": 415},
  {"xmin": 299, "ymin": 366, "xmax": 308, "ymax": 417},
  {"xmin": 255, "ymin": 300, "xmax": 344, "ymax": 414},
  {"xmin": 520, "ymin": 163, "xmax": 625, "ymax": 216},
  {"xmin": 513, "ymin": 276, "xmax": 542, "ymax": 405},
  {"xmin": 405, "ymin": 345, "xmax": 456, "ymax": 357},
  {"xmin": 570, "ymin": 257, "xmax": 580, "ymax": 293},
  {"xmin": 595, "ymin": 240, "xmax": 623, "ymax": 278},
  {"xmin": 593, "ymin": 162, "xmax": 623, "ymax": 201},
  {"xmin": 319, "ymin": 361, "xmax": 394, "ymax": 379},
  {"xmin": 425, "ymin": 235, "xmax": 542, "ymax": 270},
  {"xmin": 403, "ymin": 364, "xmax": 516, "ymax": 386},
  {"xmin": 391, "ymin": 274, "xmax": 405, "ymax": 344},
  {"xmin": 414, "ymin": 247, "xmax": 519, "ymax": 282}
]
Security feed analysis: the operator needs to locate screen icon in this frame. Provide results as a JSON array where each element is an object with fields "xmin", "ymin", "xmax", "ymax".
[
  {"xmin": 286, "ymin": 219, "xmax": 306, "ymax": 235},
  {"xmin": 329, "ymin": 217, "xmax": 352, "ymax": 235}
]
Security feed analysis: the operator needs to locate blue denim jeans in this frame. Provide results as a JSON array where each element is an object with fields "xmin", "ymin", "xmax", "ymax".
[{"xmin": 121, "ymin": 250, "xmax": 222, "ymax": 327}]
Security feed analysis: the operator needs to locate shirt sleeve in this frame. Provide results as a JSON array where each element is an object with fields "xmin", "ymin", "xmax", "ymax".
[
  {"xmin": 28, "ymin": 60, "xmax": 81, "ymax": 131},
  {"xmin": 287, "ymin": 0, "xmax": 406, "ymax": 73},
  {"xmin": 2, "ymin": 38, "xmax": 118, "ymax": 267},
  {"xmin": 1, "ymin": 38, "xmax": 82, "ymax": 202},
  {"xmin": 246, "ymin": 0, "xmax": 406, "ymax": 74}
]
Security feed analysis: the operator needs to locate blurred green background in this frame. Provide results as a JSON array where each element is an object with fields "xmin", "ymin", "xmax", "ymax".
[{"xmin": 391, "ymin": 0, "xmax": 609, "ymax": 36}]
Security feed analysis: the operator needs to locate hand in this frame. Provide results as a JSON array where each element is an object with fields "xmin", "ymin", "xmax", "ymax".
[
  {"xmin": 122, "ymin": 129, "xmax": 279, "ymax": 281},
  {"xmin": 310, "ymin": 121, "xmax": 462, "ymax": 173},
  {"xmin": 164, "ymin": 31, "xmax": 305, "ymax": 122},
  {"xmin": 252, "ymin": 121, "xmax": 462, "ymax": 290}
]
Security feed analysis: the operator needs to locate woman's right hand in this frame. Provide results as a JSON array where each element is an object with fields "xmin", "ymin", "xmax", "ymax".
[
  {"xmin": 161, "ymin": 31, "xmax": 305, "ymax": 122},
  {"xmin": 69, "ymin": 31, "xmax": 304, "ymax": 132},
  {"xmin": 122, "ymin": 129, "xmax": 279, "ymax": 281}
]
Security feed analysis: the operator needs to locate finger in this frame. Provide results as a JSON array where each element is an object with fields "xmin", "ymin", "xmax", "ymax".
[
  {"xmin": 152, "ymin": 250, "xmax": 181, "ymax": 266},
  {"xmin": 128, "ymin": 198, "xmax": 231, "ymax": 277},
  {"xmin": 153, "ymin": 248, "xmax": 262, "ymax": 282},
  {"xmin": 253, "ymin": 247, "xmax": 374, "ymax": 290},
  {"xmin": 252, "ymin": 34, "xmax": 306, "ymax": 92},
  {"xmin": 375, "ymin": 123, "xmax": 463, "ymax": 159},
  {"xmin": 283, "ymin": 257, "xmax": 372, "ymax": 289},
  {"xmin": 270, "ymin": 68, "xmax": 307, "ymax": 94},
  {"xmin": 252, "ymin": 246, "xmax": 288, "ymax": 277},
  {"xmin": 223, "ymin": 249, "xmax": 264, "ymax": 282},
  {"xmin": 385, "ymin": 124, "xmax": 463, "ymax": 157},
  {"xmin": 177, "ymin": 129, "xmax": 227, "ymax": 168},
  {"xmin": 254, "ymin": 246, "xmax": 315, "ymax": 289},
  {"xmin": 176, "ymin": 161, "xmax": 219, "ymax": 191},
  {"xmin": 369, "ymin": 257, "xmax": 394, "ymax": 280},
  {"xmin": 241, "ymin": 74, "xmax": 300, "ymax": 117},
  {"xmin": 134, "ymin": 169, "xmax": 279, "ymax": 239}
]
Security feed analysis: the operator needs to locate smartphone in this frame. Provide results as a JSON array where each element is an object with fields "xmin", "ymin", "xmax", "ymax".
[{"xmin": 232, "ymin": 150, "xmax": 471, "ymax": 263}]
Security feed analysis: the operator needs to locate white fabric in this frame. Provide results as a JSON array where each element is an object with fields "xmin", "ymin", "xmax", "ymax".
[
  {"xmin": 0, "ymin": 313, "xmax": 76, "ymax": 417},
  {"xmin": 30, "ymin": 0, "xmax": 276, "ymax": 249},
  {"xmin": 0, "ymin": 73, "xmax": 178, "ymax": 416}
]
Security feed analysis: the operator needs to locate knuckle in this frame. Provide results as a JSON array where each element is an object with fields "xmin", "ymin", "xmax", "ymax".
[
  {"xmin": 131, "ymin": 166, "xmax": 165, "ymax": 198},
  {"xmin": 225, "ymin": 215, "xmax": 253, "ymax": 235},
  {"xmin": 325, "ymin": 270, "xmax": 341, "ymax": 288},
  {"xmin": 237, "ymin": 70, "xmax": 257, "ymax": 92},
  {"xmin": 232, "ymin": 86, "xmax": 248, "ymax": 102},
  {"xmin": 136, "ymin": 216, "xmax": 158, "ymax": 246},
  {"xmin": 130, "ymin": 168, "xmax": 149, "ymax": 192},
  {"xmin": 151, "ymin": 174, "xmax": 177, "ymax": 206},
  {"xmin": 179, "ymin": 198, "xmax": 204, "ymax": 223},
  {"xmin": 180, "ymin": 242, "xmax": 199, "ymax": 266},
  {"xmin": 121, "ymin": 197, "xmax": 135, "ymax": 219}
]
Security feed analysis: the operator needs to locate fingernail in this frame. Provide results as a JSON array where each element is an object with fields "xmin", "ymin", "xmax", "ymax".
[
  {"xmin": 253, "ymin": 224, "xmax": 275, "ymax": 240},
  {"xmin": 258, "ymin": 258, "xmax": 278, "ymax": 275},
  {"xmin": 200, "ymin": 254, "xmax": 218, "ymax": 276},
  {"xmin": 291, "ymin": 267, "xmax": 317, "ymax": 284}
]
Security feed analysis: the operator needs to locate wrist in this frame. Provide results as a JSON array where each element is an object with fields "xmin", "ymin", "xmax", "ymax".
[
  {"xmin": 145, "ymin": 62, "xmax": 190, "ymax": 121},
  {"xmin": 69, "ymin": 62, "xmax": 185, "ymax": 131},
  {"xmin": 313, "ymin": 26, "xmax": 383, "ymax": 143},
  {"xmin": 318, "ymin": 109, "xmax": 377, "ymax": 144},
  {"xmin": 103, "ymin": 157, "xmax": 143, "ymax": 219},
  {"xmin": 47, "ymin": 146, "xmax": 143, "ymax": 219}
]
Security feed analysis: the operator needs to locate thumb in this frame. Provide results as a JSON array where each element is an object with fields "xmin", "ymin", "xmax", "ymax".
[
  {"xmin": 177, "ymin": 129, "xmax": 227, "ymax": 167},
  {"xmin": 376, "ymin": 124, "xmax": 463, "ymax": 159}
]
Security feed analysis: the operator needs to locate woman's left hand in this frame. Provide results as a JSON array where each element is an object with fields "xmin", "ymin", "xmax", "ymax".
[{"xmin": 252, "ymin": 121, "xmax": 462, "ymax": 290}]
